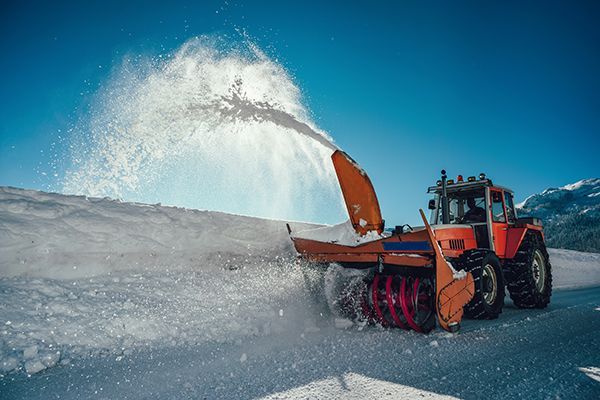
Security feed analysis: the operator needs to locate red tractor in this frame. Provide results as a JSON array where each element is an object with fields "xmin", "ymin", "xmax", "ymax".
[{"xmin": 289, "ymin": 150, "xmax": 552, "ymax": 333}]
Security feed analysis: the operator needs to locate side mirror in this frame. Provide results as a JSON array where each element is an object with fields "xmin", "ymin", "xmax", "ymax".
[{"xmin": 428, "ymin": 199, "xmax": 436, "ymax": 210}]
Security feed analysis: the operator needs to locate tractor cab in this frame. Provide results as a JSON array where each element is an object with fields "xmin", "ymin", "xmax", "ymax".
[{"xmin": 427, "ymin": 172, "xmax": 522, "ymax": 258}]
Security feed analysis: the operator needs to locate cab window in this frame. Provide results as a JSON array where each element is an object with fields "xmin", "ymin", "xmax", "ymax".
[
  {"xmin": 504, "ymin": 192, "xmax": 516, "ymax": 223},
  {"xmin": 491, "ymin": 191, "xmax": 506, "ymax": 223},
  {"xmin": 436, "ymin": 189, "xmax": 486, "ymax": 224}
]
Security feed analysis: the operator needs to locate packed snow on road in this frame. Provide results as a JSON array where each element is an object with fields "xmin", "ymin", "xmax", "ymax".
[{"xmin": 1, "ymin": 187, "xmax": 599, "ymax": 399}]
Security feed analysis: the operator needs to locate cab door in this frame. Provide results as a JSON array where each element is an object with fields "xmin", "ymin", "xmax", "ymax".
[{"xmin": 490, "ymin": 189, "xmax": 508, "ymax": 258}]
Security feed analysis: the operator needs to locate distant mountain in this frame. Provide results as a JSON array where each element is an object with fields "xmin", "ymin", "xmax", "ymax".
[{"xmin": 517, "ymin": 178, "xmax": 600, "ymax": 252}]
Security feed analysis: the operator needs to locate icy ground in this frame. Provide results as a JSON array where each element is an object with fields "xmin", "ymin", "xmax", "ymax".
[{"xmin": 1, "ymin": 187, "xmax": 599, "ymax": 399}]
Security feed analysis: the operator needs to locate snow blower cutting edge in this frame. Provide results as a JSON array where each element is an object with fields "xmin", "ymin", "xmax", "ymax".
[{"xmin": 288, "ymin": 150, "xmax": 552, "ymax": 333}]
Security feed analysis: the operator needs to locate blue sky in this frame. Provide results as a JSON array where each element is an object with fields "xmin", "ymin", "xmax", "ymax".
[{"xmin": 1, "ymin": 1, "xmax": 599, "ymax": 225}]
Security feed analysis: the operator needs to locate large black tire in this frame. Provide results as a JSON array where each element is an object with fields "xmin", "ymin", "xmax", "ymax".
[
  {"xmin": 458, "ymin": 250, "xmax": 505, "ymax": 319},
  {"xmin": 504, "ymin": 233, "xmax": 552, "ymax": 308}
]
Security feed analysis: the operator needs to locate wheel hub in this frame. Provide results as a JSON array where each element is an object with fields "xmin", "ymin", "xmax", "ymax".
[
  {"xmin": 532, "ymin": 250, "xmax": 546, "ymax": 292},
  {"xmin": 482, "ymin": 263, "xmax": 498, "ymax": 305}
]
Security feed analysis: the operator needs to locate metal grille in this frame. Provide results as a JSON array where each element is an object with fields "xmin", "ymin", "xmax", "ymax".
[{"xmin": 448, "ymin": 239, "xmax": 465, "ymax": 250}]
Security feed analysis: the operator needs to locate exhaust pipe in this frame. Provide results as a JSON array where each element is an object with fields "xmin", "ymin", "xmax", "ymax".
[{"xmin": 441, "ymin": 170, "xmax": 450, "ymax": 224}]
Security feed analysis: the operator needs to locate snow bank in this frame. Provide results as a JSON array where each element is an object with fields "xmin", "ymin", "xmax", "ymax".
[
  {"xmin": 0, "ymin": 187, "xmax": 322, "ymax": 375},
  {"xmin": 0, "ymin": 186, "xmax": 315, "ymax": 279},
  {"xmin": 548, "ymin": 248, "xmax": 600, "ymax": 289},
  {"xmin": 0, "ymin": 260, "xmax": 325, "ymax": 376}
]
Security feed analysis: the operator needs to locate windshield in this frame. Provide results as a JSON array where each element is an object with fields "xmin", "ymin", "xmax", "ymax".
[{"xmin": 435, "ymin": 189, "xmax": 486, "ymax": 224}]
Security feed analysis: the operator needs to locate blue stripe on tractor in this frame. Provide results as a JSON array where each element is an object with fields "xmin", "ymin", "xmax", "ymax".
[{"xmin": 383, "ymin": 241, "xmax": 432, "ymax": 251}]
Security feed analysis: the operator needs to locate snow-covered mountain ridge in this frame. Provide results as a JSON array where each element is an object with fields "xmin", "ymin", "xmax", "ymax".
[{"xmin": 517, "ymin": 178, "xmax": 600, "ymax": 252}]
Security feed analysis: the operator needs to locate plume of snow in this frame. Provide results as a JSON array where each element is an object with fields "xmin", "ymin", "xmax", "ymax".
[{"xmin": 61, "ymin": 36, "xmax": 345, "ymax": 223}]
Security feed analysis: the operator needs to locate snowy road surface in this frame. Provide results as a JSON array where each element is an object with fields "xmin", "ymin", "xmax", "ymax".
[
  {"xmin": 2, "ymin": 286, "xmax": 599, "ymax": 399},
  {"xmin": 1, "ymin": 188, "xmax": 599, "ymax": 399}
]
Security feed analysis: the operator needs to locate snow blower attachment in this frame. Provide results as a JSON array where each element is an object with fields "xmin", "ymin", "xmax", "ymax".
[{"xmin": 289, "ymin": 150, "xmax": 552, "ymax": 333}]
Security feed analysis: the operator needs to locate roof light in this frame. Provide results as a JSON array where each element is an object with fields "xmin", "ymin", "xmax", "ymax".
[
  {"xmin": 457, "ymin": 175, "xmax": 464, "ymax": 182},
  {"xmin": 468, "ymin": 176, "xmax": 476, "ymax": 182},
  {"xmin": 447, "ymin": 179, "xmax": 455, "ymax": 185},
  {"xmin": 479, "ymin": 173, "xmax": 486, "ymax": 180}
]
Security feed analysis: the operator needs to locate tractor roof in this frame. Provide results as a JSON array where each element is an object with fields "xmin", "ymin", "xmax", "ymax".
[{"xmin": 427, "ymin": 179, "xmax": 514, "ymax": 194}]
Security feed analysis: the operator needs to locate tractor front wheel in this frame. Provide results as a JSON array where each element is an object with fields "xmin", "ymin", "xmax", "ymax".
[{"xmin": 459, "ymin": 250, "xmax": 505, "ymax": 319}]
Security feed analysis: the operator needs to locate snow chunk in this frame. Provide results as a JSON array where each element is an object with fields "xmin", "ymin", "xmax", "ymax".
[
  {"xmin": 1, "ymin": 357, "xmax": 18, "ymax": 373},
  {"xmin": 41, "ymin": 352, "xmax": 60, "ymax": 368},
  {"xmin": 334, "ymin": 318, "xmax": 354, "ymax": 329},
  {"xmin": 24, "ymin": 360, "xmax": 46, "ymax": 375},
  {"xmin": 293, "ymin": 219, "xmax": 386, "ymax": 247},
  {"xmin": 445, "ymin": 260, "xmax": 467, "ymax": 280},
  {"xmin": 452, "ymin": 269, "xmax": 467, "ymax": 280},
  {"xmin": 23, "ymin": 346, "xmax": 38, "ymax": 359}
]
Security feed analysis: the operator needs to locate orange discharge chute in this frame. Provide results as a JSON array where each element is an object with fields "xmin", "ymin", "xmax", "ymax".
[{"xmin": 331, "ymin": 150, "xmax": 383, "ymax": 236}]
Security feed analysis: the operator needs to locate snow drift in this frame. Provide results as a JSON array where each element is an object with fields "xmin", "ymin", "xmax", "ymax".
[
  {"xmin": 0, "ymin": 187, "xmax": 322, "ymax": 375},
  {"xmin": 0, "ymin": 186, "xmax": 316, "ymax": 279},
  {"xmin": 1, "ymin": 187, "xmax": 600, "ymax": 376}
]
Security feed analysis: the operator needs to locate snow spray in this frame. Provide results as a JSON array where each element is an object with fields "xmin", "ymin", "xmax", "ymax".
[{"xmin": 61, "ymin": 36, "xmax": 345, "ymax": 223}]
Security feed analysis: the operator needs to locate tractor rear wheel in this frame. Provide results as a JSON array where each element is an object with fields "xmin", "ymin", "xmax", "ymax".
[
  {"xmin": 459, "ymin": 250, "xmax": 505, "ymax": 319},
  {"xmin": 504, "ymin": 233, "xmax": 552, "ymax": 308}
]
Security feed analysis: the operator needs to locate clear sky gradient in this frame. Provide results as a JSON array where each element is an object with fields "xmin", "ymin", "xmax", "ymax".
[{"xmin": 1, "ymin": 1, "xmax": 599, "ymax": 225}]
